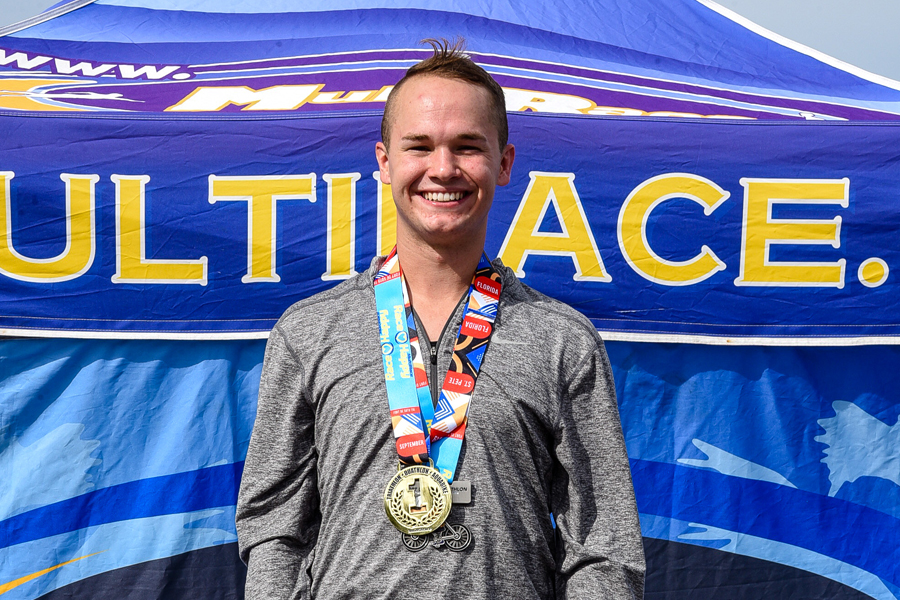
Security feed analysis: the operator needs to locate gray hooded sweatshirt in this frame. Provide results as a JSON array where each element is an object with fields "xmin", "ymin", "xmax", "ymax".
[{"xmin": 236, "ymin": 257, "xmax": 645, "ymax": 599}]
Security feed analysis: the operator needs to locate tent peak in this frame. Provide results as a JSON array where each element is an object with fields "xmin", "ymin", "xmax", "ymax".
[{"xmin": 0, "ymin": 0, "xmax": 98, "ymax": 39}]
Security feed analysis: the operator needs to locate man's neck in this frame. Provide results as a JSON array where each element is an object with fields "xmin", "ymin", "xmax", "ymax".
[{"xmin": 397, "ymin": 237, "xmax": 483, "ymax": 342}]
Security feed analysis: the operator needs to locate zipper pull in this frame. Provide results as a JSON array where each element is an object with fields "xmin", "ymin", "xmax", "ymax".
[{"xmin": 430, "ymin": 342, "xmax": 438, "ymax": 365}]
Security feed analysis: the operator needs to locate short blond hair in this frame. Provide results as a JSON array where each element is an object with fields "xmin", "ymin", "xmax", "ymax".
[{"xmin": 381, "ymin": 37, "xmax": 508, "ymax": 149}]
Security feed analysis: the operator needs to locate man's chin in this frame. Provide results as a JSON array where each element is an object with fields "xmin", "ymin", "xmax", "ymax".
[{"xmin": 402, "ymin": 223, "xmax": 487, "ymax": 250}]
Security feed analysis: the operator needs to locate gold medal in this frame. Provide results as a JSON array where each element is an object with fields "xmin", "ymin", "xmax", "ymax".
[{"xmin": 384, "ymin": 463, "xmax": 452, "ymax": 535}]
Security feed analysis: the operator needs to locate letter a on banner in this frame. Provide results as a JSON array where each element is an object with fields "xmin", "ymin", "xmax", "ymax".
[{"xmin": 499, "ymin": 171, "xmax": 610, "ymax": 281}]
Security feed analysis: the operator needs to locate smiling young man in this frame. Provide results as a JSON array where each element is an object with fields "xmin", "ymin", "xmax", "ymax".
[{"xmin": 236, "ymin": 39, "xmax": 645, "ymax": 599}]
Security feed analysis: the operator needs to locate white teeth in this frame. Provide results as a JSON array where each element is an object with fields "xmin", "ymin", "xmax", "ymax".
[{"xmin": 423, "ymin": 191, "xmax": 465, "ymax": 202}]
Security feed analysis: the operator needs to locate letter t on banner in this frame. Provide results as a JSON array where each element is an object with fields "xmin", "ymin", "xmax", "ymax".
[{"xmin": 208, "ymin": 174, "xmax": 316, "ymax": 282}]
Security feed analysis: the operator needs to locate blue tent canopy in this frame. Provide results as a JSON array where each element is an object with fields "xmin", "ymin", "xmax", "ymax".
[
  {"xmin": 3, "ymin": 0, "xmax": 900, "ymax": 119},
  {"xmin": 2, "ymin": 2, "xmax": 899, "ymax": 599}
]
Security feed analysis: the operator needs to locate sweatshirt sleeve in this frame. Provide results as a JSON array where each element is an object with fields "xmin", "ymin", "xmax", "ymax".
[
  {"xmin": 236, "ymin": 324, "xmax": 320, "ymax": 600},
  {"xmin": 551, "ymin": 337, "xmax": 645, "ymax": 599}
]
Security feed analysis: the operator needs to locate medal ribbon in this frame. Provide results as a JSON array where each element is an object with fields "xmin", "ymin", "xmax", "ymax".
[{"xmin": 374, "ymin": 247, "xmax": 502, "ymax": 482}]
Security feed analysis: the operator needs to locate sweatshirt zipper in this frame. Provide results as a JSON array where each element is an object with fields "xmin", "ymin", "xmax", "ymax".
[
  {"xmin": 429, "ymin": 342, "xmax": 439, "ymax": 408},
  {"xmin": 413, "ymin": 290, "xmax": 468, "ymax": 408}
]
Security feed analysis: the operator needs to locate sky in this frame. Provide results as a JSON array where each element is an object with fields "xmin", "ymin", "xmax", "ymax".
[
  {"xmin": 712, "ymin": 0, "xmax": 900, "ymax": 82},
  {"xmin": 1, "ymin": 0, "xmax": 899, "ymax": 82}
]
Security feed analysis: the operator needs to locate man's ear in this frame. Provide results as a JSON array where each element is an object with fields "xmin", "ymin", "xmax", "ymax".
[
  {"xmin": 375, "ymin": 142, "xmax": 391, "ymax": 184},
  {"xmin": 497, "ymin": 143, "xmax": 515, "ymax": 187}
]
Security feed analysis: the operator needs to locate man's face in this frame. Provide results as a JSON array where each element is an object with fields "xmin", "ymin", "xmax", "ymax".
[{"xmin": 375, "ymin": 75, "xmax": 515, "ymax": 251}]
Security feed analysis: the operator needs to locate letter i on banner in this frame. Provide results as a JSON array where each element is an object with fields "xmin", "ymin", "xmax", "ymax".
[
  {"xmin": 322, "ymin": 173, "xmax": 360, "ymax": 280},
  {"xmin": 375, "ymin": 172, "xmax": 396, "ymax": 257}
]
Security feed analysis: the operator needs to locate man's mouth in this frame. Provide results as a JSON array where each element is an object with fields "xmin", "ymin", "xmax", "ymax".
[{"xmin": 422, "ymin": 191, "xmax": 466, "ymax": 202}]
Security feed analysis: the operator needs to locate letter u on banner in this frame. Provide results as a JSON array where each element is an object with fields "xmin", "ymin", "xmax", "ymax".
[{"xmin": 0, "ymin": 172, "xmax": 97, "ymax": 283}]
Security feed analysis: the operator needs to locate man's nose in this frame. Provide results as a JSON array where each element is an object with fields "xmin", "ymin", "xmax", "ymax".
[{"xmin": 429, "ymin": 147, "xmax": 460, "ymax": 179}]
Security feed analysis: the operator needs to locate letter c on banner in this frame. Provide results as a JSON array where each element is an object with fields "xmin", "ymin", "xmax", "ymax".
[{"xmin": 618, "ymin": 173, "xmax": 729, "ymax": 285}]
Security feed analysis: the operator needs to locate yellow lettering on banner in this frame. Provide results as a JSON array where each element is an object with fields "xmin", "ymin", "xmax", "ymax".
[
  {"xmin": 502, "ymin": 90, "xmax": 753, "ymax": 119},
  {"xmin": 209, "ymin": 174, "xmax": 316, "ymax": 282},
  {"xmin": 618, "ymin": 174, "xmax": 729, "ymax": 285},
  {"xmin": 588, "ymin": 106, "xmax": 647, "ymax": 117},
  {"xmin": 375, "ymin": 172, "xmax": 396, "ymax": 256},
  {"xmin": 112, "ymin": 175, "xmax": 207, "ymax": 285},
  {"xmin": 166, "ymin": 85, "xmax": 323, "ymax": 111},
  {"xmin": 370, "ymin": 86, "xmax": 394, "ymax": 102},
  {"xmin": 498, "ymin": 172, "xmax": 610, "ymax": 281},
  {"xmin": 503, "ymin": 88, "xmax": 594, "ymax": 114},
  {"xmin": 0, "ymin": 172, "xmax": 97, "ymax": 282},
  {"xmin": 736, "ymin": 178, "xmax": 849, "ymax": 288},
  {"xmin": 310, "ymin": 90, "xmax": 379, "ymax": 104},
  {"xmin": 322, "ymin": 173, "xmax": 360, "ymax": 281}
]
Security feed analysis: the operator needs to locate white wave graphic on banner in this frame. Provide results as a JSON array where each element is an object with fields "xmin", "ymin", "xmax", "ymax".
[
  {"xmin": 677, "ymin": 520, "xmax": 897, "ymax": 600},
  {"xmin": 0, "ymin": 423, "xmax": 100, "ymax": 521},
  {"xmin": 0, "ymin": 507, "xmax": 237, "ymax": 600},
  {"xmin": 677, "ymin": 438, "xmax": 796, "ymax": 488},
  {"xmin": 816, "ymin": 401, "xmax": 900, "ymax": 496}
]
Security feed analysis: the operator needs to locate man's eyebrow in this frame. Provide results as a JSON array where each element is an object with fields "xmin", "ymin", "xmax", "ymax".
[
  {"xmin": 399, "ymin": 133, "xmax": 489, "ymax": 143},
  {"xmin": 458, "ymin": 132, "xmax": 489, "ymax": 142}
]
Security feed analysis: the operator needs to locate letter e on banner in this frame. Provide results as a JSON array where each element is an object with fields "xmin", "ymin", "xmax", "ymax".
[{"xmin": 736, "ymin": 178, "xmax": 848, "ymax": 288}]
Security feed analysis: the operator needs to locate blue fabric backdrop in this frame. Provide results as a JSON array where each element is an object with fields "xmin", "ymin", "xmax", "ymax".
[{"xmin": 2, "ymin": 1, "xmax": 899, "ymax": 598}]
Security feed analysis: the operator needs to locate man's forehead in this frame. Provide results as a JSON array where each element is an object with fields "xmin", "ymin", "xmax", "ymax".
[
  {"xmin": 395, "ymin": 75, "xmax": 490, "ymax": 110},
  {"xmin": 391, "ymin": 78, "xmax": 496, "ymax": 136}
]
